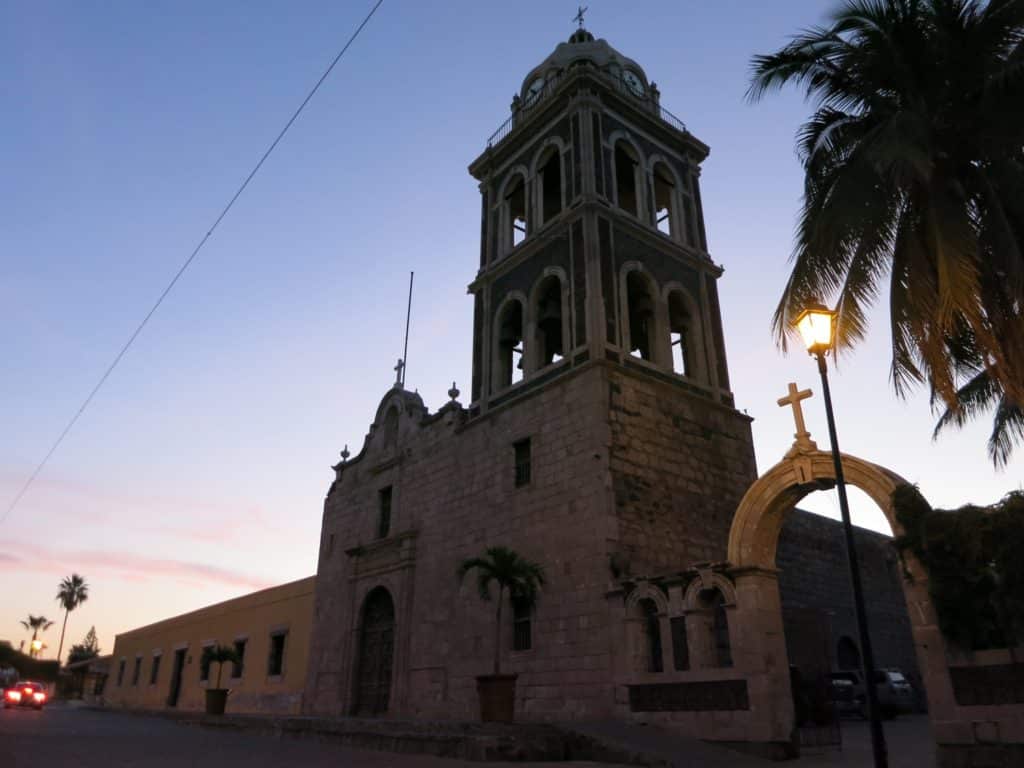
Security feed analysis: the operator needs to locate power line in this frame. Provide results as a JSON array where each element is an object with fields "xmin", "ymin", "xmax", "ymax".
[{"xmin": 2, "ymin": 0, "xmax": 385, "ymax": 525}]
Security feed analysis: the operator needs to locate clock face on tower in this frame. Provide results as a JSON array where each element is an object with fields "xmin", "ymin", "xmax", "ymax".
[
  {"xmin": 525, "ymin": 76, "xmax": 546, "ymax": 105},
  {"xmin": 623, "ymin": 70, "xmax": 645, "ymax": 97}
]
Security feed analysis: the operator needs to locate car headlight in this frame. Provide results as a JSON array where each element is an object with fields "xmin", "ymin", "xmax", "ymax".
[
  {"xmin": 33, "ymin": 692, "xmax": 46, "ymax": 701},
  {"xmin": 6, "ymin": 691, "xmax": 22, "ymax": 701}
]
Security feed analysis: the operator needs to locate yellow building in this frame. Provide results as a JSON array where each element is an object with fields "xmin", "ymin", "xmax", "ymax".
[{"xmin": 105, "ymin": 576, "xmax": 314, "ymax": 714}]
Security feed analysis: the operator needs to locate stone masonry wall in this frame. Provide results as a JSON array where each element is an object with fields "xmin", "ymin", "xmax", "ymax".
[
  {"xmin": 777, "ymin": 510, "xmax": 922, "ymax": 695},
  {"xmin": 606, "ymin": 364, "xmax": 758, "ymax": 574},
  {"xmin": 306, "ymin": 363, "xmax": 622, "ymax": 722}
]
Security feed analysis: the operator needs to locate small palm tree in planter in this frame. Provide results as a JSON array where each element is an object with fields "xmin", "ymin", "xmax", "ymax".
[
  {"xmin": 457, "ymin": 546, "xmax": 545, "ymax": 722},
  {"xmin": 201, "ymin": 645, "xmax": 241, "ymax": 715}
]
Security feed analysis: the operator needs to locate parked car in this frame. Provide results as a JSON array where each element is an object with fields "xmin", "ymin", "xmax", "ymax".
[
  {"xmin": 828, "ymin": 669, "xmax": 914, "ymax": 718},
  {"xmin": 827, "ymin": 674, "xmax": 863, "ymax": 717},
  {"xmin": 3, "ymin": 681, "xmax": 47, "ymax": 710}
]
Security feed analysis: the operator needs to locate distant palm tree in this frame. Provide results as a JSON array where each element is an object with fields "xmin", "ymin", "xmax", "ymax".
[
  {"xmin": 20, "ymin": 615, "xmax": 54, "ymax": 658},
  {"xmin": 748, "ymin": 0, "xmax": 1024, "ymax": 464},
  {"xmin": 55, "ymin": 574, "xmax": 89, "ymax": 665},
  {"xmin": 457, "ymin": 546, "xmax": 546, "ymax": 675}
]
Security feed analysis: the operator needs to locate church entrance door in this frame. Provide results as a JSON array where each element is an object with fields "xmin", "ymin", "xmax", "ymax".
[{"xmin": 354, "ymin": 587, "xmax": 395, "ymax": 716}]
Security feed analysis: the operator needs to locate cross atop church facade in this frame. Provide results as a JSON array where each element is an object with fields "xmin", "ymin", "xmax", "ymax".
[
  {"xmin": 394, "ymin": 358, "xmax": 405, "ymax": 387},
  {"xmin": 777, "ymin": 381, "xmax": 817, "ymax": 454},
  {"xmin": 574, "ymin": 5, "xmax": 588, "ymax": 29}
]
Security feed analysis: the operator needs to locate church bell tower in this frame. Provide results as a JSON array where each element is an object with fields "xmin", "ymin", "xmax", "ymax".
[{"xmin": 467, "ymin": 25, "xmax": 737, "ymax": 414}]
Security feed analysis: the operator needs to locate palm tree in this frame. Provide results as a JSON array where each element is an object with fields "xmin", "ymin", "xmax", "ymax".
[
  {"xmin": 55, "ymin": 573, "xmax": 89, "ymax": 665},
  {"xmin": 457, "ymin": 546, "xmax": 546, "ymax": 675},
  {"xmin": 748, "ymin": 0, "xmax": 1024, "ymax": 463},
  {"xmin": 201, "ymin": 645, "xmax": 241, "ymax": 690},
  {"xmin": 20, "ymin": 615, "xmax": 54, "ymax": 658}
]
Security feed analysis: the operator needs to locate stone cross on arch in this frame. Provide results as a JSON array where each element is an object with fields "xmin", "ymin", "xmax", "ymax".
[
  {"xmin": 394, "ymin": 358, "xmax": 405, "ymax": 387},
  {"xmin": 777, "ymin": 381, "xmax": 818, "ymax": 455}
]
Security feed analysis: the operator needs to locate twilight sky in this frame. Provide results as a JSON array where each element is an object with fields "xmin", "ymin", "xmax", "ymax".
[{"xmin": 2, "ymin": 1, "xmax": 1020, "ymax": 660}]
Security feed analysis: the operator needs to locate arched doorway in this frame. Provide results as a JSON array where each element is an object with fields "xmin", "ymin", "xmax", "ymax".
[{"xmin": 353, "ymin": 587, "xmax": 395, "ymax": 716}]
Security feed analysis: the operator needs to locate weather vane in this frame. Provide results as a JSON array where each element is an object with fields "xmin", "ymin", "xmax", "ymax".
[{"xmin": 574, "ymin": 5, "xmax": 588, "ymax": 29}]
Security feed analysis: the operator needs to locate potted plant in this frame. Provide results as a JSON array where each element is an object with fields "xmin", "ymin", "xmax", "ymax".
[
  {"xmin": 457, "ymin": 546, "xmax": 545, "ymax": 722},
  {"xmin": 201, "ymin": 645, "xmax": 240, "ymax": 715}
]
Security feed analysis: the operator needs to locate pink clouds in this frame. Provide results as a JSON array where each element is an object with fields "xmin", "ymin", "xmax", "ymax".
[
  {"xmin": 0, "ymin": 467, "xmax": 285, "ymax": 546},
  {"xmin": 0, "ymin": 540, "xmax": 273, "ymax": 592}
]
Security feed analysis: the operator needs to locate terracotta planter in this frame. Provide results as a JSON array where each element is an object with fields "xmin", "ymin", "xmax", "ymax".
[
  {"xmin": 476, "ymin": 674, "xmax": 517, "ymax": 722},
  {"xmin": 205, "ymin": 688, "xmax": 228, "ymax": 715}
]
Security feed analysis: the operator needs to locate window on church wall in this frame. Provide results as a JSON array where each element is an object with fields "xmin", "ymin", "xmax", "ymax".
[
  {"xmin": 670, "ymin": 616, "xmax": 690, "ymax": 671},
  {"xmin": 495, "ymin": 301, "xmax": 524, "ymax": 390},
  {"xmin": 653, "ymin": 164, "xmax": 675, "ymax": 237},
  {"xmin": 199, "ymin": 642, "xmax": 214, "ymax": 682},
  {"xmin": 702, "ymin": 589, "xmax": 732, "ymax": 668},
  {"xmin": 534, "ymin": 276, "xmax": 564, "ymax": 367},
  {"xmin": 626, "ymin": 271, "xmax": 656, "ymax": 362},
  {"xmin": 614, "ymin": 142, "xmax": 640, "ymax": 216},
  {"xmin": 512, "ymin": 599, "xmax": 532, "ymax": 651},
  {"xmin": 513, "ymin": 438, "xmax": 531, "ymax": 487},
  {"xmin": 506, "ymin": 175, "xmax": 527, "ymax": 249},
  {"xmin": 132, "ymin": 656, "xmax": 141, "ymax": 686},
  {"xmin": 382, "ymin": 405, "xmax": 399, "ymax": 449},
  {"xmin": 149, "ymin": 653, "xmax": 161, "ymax": 685},
  {"xmin": 538, "ymin": 147, "xmax": 562, "ymax": 225},
  {"xmin": 668, "ymin": 291, "xmax": 696, "ymax": 378},
  {"xmin": 231, "ymin": 639, "xmax": 247, "ymax": 678},
  {"xmin": 640, "ymin": 599, "xmax": 663, "ymax": 673},
  {"xmin": 117, "ymin": 658, "xmax": 126, "ymax": 687},
  {"xmin": 377, "ymin": 486, "xmax": 392, "ymax": 539},
  {"xmin": 267, "ymin": 631, "xmax": 287, "ymax": 677}
]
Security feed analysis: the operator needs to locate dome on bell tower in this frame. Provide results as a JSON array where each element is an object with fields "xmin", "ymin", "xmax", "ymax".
[{"xmin": 518, "ymin": 27, "xmax": 652, "ymax": 105}]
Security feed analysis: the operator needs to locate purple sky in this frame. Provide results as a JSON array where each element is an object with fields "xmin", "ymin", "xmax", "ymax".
[{"xmin": 2, "ymin": 1, "xmax": 1020, "ymax": 660}]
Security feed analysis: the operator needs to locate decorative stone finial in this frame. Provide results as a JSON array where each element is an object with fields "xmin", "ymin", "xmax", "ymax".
[
  {"xmin": 340, "ymin": 444, "xmax": 350, "ymax": 462},
  {"xmin": 448, "ymin": 381, "xmax": 460, "ymax": 402}
]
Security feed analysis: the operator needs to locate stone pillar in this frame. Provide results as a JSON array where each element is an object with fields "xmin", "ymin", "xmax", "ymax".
[{"xmin": 730, "ymin": 567, "xmax": 794, "ymax": 745}]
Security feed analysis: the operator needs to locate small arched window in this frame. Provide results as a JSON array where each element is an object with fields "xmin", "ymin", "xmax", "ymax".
[
  {"xmin": 538, "ymin": 147, "xmax": 562, "ymax": 225},
  {"xmin": 494, "ymin": 300, "xmax": 524, "ymax": 390},
  {"xmin": 667, "ymin": 291, "xmax": 695, "ymax": 378},
  {"xmin": 701, "ymin": 589, "xmax": 732, "ymax": 668},
  {"xmin": 614, "ymin": 141, "xmax": 640, "ymax": 216},
  {"xmin": 653, "ymin": 163, "xmax": 676, "ymax": 237},
  {"xmin": 504, "ymin": 174, "xmax": 527, "ymax": 250},
  {"xmin": 639, "ymin": 598, "xmax": 663, "ymax": 673},
  {"xmin": 626, "ymin": 271, "xmax": 656, "ymax": 362},
  {"xmin": 533, "ymin": 275, "xmax": 564, "ymax": 368}
]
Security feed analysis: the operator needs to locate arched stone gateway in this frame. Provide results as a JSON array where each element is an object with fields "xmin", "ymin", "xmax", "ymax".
[{"xmin": 724, "ymin": 449, "xmax": 986, "ymax": 761}]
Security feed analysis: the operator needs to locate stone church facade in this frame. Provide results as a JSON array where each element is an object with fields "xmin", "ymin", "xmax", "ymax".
[{"xmin": 303, "ymin": 28, "xmax": 915, "ymax": 725}]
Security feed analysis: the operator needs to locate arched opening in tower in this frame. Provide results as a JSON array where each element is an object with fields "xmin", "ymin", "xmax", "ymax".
[
  {"xmin": 626, "ymin": 271, "xmax": 656, "ymax": 362},
  {"xmin": 534, "ymin": 275, "xmax": 564, "ymax": 367}
]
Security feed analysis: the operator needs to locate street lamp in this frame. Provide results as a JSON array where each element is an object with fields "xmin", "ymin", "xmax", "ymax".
[
  {"xmin": 30, "ymin": 639, "xmax": 43, "ymax": 657},
  {"xmin": 795, "ymin": 304, "xmax": 889, "ymax": 768}
]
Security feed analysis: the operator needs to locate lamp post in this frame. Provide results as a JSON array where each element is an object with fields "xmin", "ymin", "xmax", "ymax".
[{"xmin": 795, "ymin": 304, "xmax": 889, "ymax": 768}]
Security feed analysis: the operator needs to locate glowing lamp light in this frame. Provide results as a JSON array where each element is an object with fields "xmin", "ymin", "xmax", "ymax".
[
  {"xmin": 795, "ymin": 304, "xmax": 837, "ymax": 356},
  {"xmin": 30, "ymin": 639, "xmax": 43, "ymax": 653}
]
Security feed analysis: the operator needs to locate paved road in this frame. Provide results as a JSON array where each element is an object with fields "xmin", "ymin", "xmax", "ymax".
[
  {"xmin": 0, "ymin": 704, "xmax": 934, "ymax": 767},
  {"xmin": 0, "ymin": 705, "xmax": 617, "ymax": 768}
]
